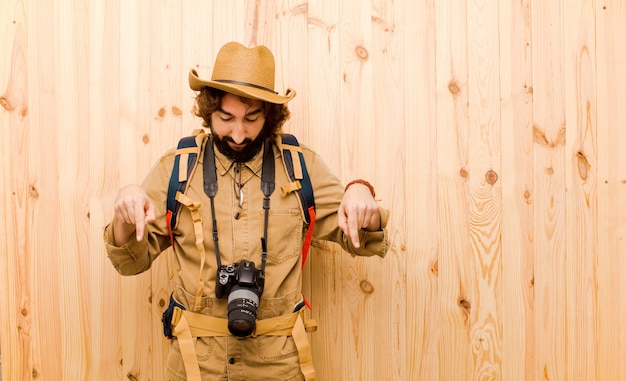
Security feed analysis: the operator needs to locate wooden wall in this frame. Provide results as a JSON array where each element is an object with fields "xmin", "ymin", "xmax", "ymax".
[{"xmin": 1, "ymin": 0, "xmax": 625, "ymax": 380}]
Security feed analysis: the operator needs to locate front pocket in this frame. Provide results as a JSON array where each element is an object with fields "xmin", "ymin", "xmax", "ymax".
[
  {"xmin": 168, "ymin": 330, "xmax": 216, "ymax": 361},
  {"xmin": 256, "ymin": 335, "xmax": 299, "ymax": 361},
  {"xmin": 259, "ymin": 208, "xmax": 302, "ymax": 264},
  {"xmin": 167, "ymin": 336, "xmax": 218, "ymax": 379}
]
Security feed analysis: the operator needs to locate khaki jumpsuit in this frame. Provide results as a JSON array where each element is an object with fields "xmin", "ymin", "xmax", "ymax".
[{"xmin": 104, "ymin": 134, "xmax": 389, "ymax": 381}]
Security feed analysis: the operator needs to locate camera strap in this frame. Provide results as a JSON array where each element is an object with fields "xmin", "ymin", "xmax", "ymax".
[{"xmin": 203, "ymin": 136, "xmax": 275, "ymax": 292}]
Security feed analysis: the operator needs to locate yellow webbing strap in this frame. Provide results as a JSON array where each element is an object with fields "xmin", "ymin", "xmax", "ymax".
[
  {"xmin": 276, "ymin": 138, "xmax": 304, "ymax": 180},
  {"xmin": 174, "ymin": 192, "xmax": 206, "ymax": 312},
  {"xmin": 171, "ymin": 310, "xmax": 203, "ymax": 381},
  {"xmin": 280, "ymin": 180, "xmax": 302, "ymax": 197},
  {"xmin": 293, "ymin": 313, "xmax": 316, "ymax": 381},
  {"xmin": 170, "ymin": 307, "xmax": 317, "ymax": 380}
]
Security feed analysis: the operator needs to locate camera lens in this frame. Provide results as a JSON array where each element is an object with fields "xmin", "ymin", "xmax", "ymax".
[{"xmin": 227, "ymin": 285, "xmax": 259, "ymax": 337}]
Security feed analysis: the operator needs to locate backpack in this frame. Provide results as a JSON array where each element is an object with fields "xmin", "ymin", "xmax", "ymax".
[{"xmin": 165, "ymin": 131, "xmax": 316, "ymax": 270}]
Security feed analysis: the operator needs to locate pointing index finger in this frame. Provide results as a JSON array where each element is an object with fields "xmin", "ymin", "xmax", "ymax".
[
  {"xmin": 134, "ymin": 200, "xmax": 147, "ymax": 241},
  {"xmin": 347, "ymin": 211, "xmax": 361, "ymax": 249}
]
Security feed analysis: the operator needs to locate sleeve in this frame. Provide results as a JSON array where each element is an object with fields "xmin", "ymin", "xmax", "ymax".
[
  {"xmin": 103, "ymin": 150, "xmax": 177, "ymax": 275},
  {"xmin": 303, "ymin": 147, "xmax": 390, "ymax": 258}
]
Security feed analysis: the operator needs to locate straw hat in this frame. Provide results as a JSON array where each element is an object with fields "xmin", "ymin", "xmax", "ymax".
[{"xmin": 189, "ymin": 42, "xmax": 296, "ymax": 104}]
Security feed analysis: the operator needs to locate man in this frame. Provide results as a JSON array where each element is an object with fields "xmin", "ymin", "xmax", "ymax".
[{"xmin": 104, "ymin": 41, "xmax": 389, "ymax": 381}]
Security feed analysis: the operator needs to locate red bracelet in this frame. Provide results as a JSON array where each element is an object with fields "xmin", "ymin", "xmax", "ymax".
[{"xmin": 344, "ymin": 179, "xmax": 376, "ymax": 197}]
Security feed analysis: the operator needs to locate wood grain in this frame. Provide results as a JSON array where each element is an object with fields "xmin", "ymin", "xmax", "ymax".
[
  {"xmin": 499, "ymin": 0, "xmax": 535, "ymax": 380},
  {"xmin": 596, "ymin": 1, "xmax": 626, "ymax": 380},
  {"xmin": 1, "ymin": 1, "xmax": 626, "ymax": 380},
  {"xmin": 435, "ymin": 1, "xmax": 473, "ymax": 380},
  {"xmin": 532, "ymin": 1, "xmax": 568, "ymax": 380},
  {"xmin": 467, "ymin": 0, "xmax": 503, "ymax": 378},
  {"xmin": 564, "ymin": 1, "xmax": 599, "ymax": 379}
]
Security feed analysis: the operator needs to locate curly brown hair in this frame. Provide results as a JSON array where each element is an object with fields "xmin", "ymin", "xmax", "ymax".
[{"xmin": 194, "ymin": 87, "xmax": 291, "ymax": 140}]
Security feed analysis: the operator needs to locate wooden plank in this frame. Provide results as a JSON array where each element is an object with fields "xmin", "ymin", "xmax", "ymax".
[
  {"xmin": 369, "ymin": 0, "xmax": 405, "ymax": 380},
  {"xmin": 181, "ymin": 0, "xmax": 212, "ymax": 137},
  {"xmin": 563, "ymin": 0, "xmax": 599, "ymax": 379},
  {"xmin": 435, "ymin": 1, "xmax": 472, "ymax": 380},
  {"xmin": 402, "ymin": 1, "xmax": 440, "ymax": 380},
  {"xmin": 531, "ymin": 0, "xmax": 568, "ymax": 379},
  {"xmin": 212, "ymin": 0, "xmax": 247, "ymax": 47},
  {"xmin": 56, "ymin": 1, "xmax": 93, "ymax": 378},
  {"xmin": 25, "ymin": 0, "xmax": 65, "ymax": 379},
  {"xmin": 0, "ymin": 1, "xmax": 29, "ymax": 380},
  {"xmin": 498, "ymin": 0, "xmax": 535, "ymax": 380},
  {"xmin": 273, "ymin": 0, "xmax": 308, "ymax": 140},
  {"xmin": 596, "ymin": 1, "xmax": 626, "ymax": 380},
  {"xmin": 466, "ymin": 0, "xmax": 503, "ymax": 378}
]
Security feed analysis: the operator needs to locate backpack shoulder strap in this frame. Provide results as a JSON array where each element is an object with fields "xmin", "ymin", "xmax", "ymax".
[
  {"xmin": 166, "ymin": 130, "xmax": 206, "ymax": 241},
  {"xmin": 277, "ymin": 134, "xmax": 316, "ymax": 273},
  {"xmin": 277, "ymin": 133, "xmax": 316, "ymax": 224}
]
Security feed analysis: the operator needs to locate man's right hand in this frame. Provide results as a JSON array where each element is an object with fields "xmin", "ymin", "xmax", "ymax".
[{"xmin": 112, "ymin": 184, "xmax": 156, "ymax": 245}]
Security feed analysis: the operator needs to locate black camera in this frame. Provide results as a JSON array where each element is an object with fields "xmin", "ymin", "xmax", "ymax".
[{"xmin": 215, "ymin": 260, "xmax": 264, "ymax": 337}]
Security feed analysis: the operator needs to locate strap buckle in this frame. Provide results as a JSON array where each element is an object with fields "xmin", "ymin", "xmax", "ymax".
[{"xmin": 162, "ymin": 293, "xmax": 186, "ymax": 339}]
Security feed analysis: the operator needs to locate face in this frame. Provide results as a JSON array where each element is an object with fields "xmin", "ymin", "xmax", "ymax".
[{"xmin": 210, "ymin": 93, "xmax": 267, "ymax": 162}]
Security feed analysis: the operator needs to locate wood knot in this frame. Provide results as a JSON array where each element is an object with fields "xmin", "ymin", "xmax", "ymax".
[
  {"xmin": 359, "ymin": 279, "xmax": 374, "ymax": 294},
  {"xmin": 29, "ymin": 184, "xmax": 39, "ymax": 199},
  {"xmin": 355, "ymin": 45, "xmax": 369, "ymax": 61},
  {"xmin": 157, "ymin": 107, "xmax": 167, "ymax": 118},
  {"xmin": 142, "ymin": 134, "xmax": 150, "ymax": 144},
  {"xmin": 485, "ymin": 170, "xmax": 498, "ymax": 185},
  {"xmin": 172, "ymin": 106, "xmax": 182, "ymax": 116},
  {"xmin": 431, "ymin": 260, "xmax": 438, "ymax": 276},
  {"xmin": 127, "ymin": 372, "xmax": 138, "ymax": 381},
  {"xmin": 458, "ymin": 297, "xmax": 471, "ymax": 321},
  {"xmin": 523, "ymin": 189, "xmax": 532, "ymax": 204},
  {"xmin": 577, "ymin": 151, "xmax": 589, "ymax": 180},
  {"xmin": 459, "ymin": 167, "xmax": 468, "ymax": 179},
  {"xmin": 448, "ymin": 80, "xmax": 460, "ymax": 95},
  {"xmin": 1, "ymin": 96, "xmax": 14, "ymax": 110},
  {"xmin": 159, "ymin": 298, "xmax": 166, "ymax": 308}
]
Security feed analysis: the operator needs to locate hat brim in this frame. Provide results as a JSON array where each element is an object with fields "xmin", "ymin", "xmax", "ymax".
[{"xmin": 189, "ymin": 69, "xmax": 295, "ymax": 104}]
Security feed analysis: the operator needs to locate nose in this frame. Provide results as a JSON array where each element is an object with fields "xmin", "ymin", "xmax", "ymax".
[{"xmin": 231, "ymin": 122, "xmax": 245, "ymax": 144}]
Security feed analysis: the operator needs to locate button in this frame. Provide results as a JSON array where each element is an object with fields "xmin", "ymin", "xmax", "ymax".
[{"xmin": 228, "ymin": 357, "xmax": 236, "ymax": 364}]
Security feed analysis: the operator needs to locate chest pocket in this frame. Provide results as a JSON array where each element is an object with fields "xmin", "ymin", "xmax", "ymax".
[{"xmin": 259, "ymin": 207, "xmax": 303, "ymax": 264}]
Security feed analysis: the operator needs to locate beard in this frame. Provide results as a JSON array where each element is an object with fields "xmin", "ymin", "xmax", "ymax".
[{"xmin": 212, "ymin": 132, "xmax": 265, "ymax": 163}]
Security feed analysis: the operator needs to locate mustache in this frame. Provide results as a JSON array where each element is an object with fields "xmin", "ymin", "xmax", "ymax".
[{"xmin": 223, "ymin": 136, "xmax": 253, "ymax": 145}]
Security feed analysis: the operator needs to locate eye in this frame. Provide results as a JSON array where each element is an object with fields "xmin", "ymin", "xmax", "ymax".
[
  {"xmin": 219, "ymin": 114, "xmax": 233, "ymax": 122},
  {"xmin": 245, "ymin": 116, "xmax": 259, "ymax": 123}
]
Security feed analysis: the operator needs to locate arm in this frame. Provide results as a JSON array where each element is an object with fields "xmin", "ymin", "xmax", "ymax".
[
  {"xmin": 303, "ymin": 147, "xmax": 389, "ymax": 257},
  {"xmin": 104, "ymin": 152, "xmax": 175, "ymax": 275}
]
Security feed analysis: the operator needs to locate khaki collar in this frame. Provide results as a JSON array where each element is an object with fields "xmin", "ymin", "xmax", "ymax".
[{"xmin": 211, "ymin": 140, "xmax": 265, "ymax": 180}]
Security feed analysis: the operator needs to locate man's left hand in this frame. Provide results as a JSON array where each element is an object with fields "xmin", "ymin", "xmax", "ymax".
[{"xmin": 338, "ymin": 183, "xmax": 381, "ymax": 248}]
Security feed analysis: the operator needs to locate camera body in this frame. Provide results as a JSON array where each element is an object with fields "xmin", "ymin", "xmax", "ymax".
[{"xmin": 215, "ymin": 260, "xmax": 264, "ymax": 337}]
